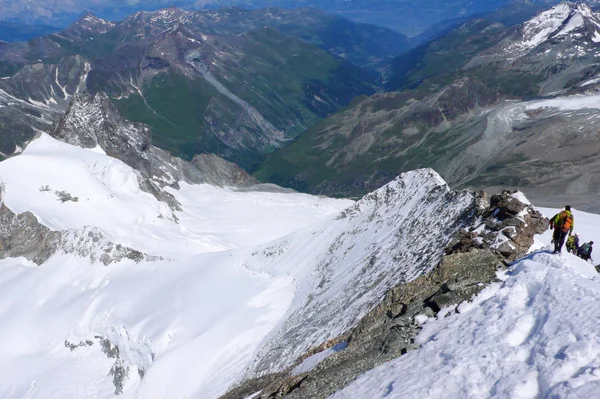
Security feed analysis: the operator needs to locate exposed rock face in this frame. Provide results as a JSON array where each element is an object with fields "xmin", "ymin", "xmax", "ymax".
[
  {"xmin": 65, "ymin": 332, "xmax": 152, "ymax": 396},
  {"xmin": 0, "ymin": 184, "xmax": 154, "ymax": 265},
  {"xmin": 192, "ymin": 153, "xmax": 259, "ymax": 188},
  {"xmin": 221, "ymin": 188, "xmax": 547, "ymax": 399},
  {"xmin": 447, "ymin": 190, "xmax": 548, "ymax": 262},
  {"xmin": 52, "ymin": 93, "xmax": 206, "ymax": 185},
  {"xmin": 0, "ymin": 56, "xmax": 87, "ymax": 156},
  {"xmin": 53, "ymin": 94, "xmax": 151, "ymax": 165}
]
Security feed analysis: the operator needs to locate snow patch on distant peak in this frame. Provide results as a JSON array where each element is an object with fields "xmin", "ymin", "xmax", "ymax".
[
  {"xmin": 519, "ymin": 3, "xmax": 571, "ymax": 49},
  {"xmin": 503, "ymin": 2, "xmax": 600, "ymax": 56},
  {"xmin": 73, "ymin": 13, "xmax": 115, "ymax": 33},
  {"xmin": 555, "ymin": 11, "xmax": 584, "ymax": 37}
]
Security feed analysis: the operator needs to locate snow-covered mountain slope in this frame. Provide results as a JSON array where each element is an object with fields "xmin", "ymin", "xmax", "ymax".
[
  {"xmin": 471, "ymin": 2, "xmax": 600, "ymax": 62},
  {"xmin": 243, "ymin": 169, "xmax": 478, "ymax": 378},
  {"xmin": 332, "ymin": 205, "xmax": 600, "ymax": 399},
  {"xmin": 460, "ymin": 2, "xmax": 600, "ymax": 96},
  {"xmin": 0, "ymin": 134, "xmax": 348, "ymax": 259},
  {"xmin": 0, "ymin": 130, "xmax": 492, "ymax": 398},
  {"xmin": 50, "ymin": 93, "xmax": 263, "ymax": 211},
  {"xmin": 512, "ymin": 2, "xmax": 600, "ymax": 54},
  {"xmin": 0, "ymin": 133, "xmax": 353, "ymax": 398}
]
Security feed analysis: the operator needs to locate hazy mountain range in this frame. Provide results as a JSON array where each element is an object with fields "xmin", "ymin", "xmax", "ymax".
[
  {"xmin": 0, "ymin": 7, "xmax": 411, "ymax": 168},
  {"xmin": 0, "ymin": 0, "xmax": 587, "ymax": 36},
  {"xmin": 3, "ymin": 2, "xmax": 600, "ymax": 398},
  {"xmin": 5, "ymin": 2, "xmax": 600, "ymax": 209},
  {"xmin": 256, "ymin": 2, "xmax": 600, "ymax": 211}
]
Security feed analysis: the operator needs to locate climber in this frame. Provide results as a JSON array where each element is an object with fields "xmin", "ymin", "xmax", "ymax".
[
  {"xmin": 578, "ymin": 241, "xmax": 594, "ymax": 261},
  {"xmin": 566, "ymin": 233, "xmax": 580, "ymax": 254},
  {"xmin": 549, "ymin": 205, "xmax": 574, "ymax": 254}
]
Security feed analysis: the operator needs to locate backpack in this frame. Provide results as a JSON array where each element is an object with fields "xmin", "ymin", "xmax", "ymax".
[
  {"xmin": 581, "ymin": 243, "xmax": 591, "ymax": 255},
  {"xmin": 556, "ymin": 211, "xmax": 573, "ymax": 231}
]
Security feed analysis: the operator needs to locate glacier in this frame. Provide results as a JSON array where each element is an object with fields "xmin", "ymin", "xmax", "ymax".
[
  {"xmin": 0, "ymin": 132, "xmax": 478, "ymax": 398},
  {"xmin": 0, "ymin": 130, "xmax": 598, "ymax": 399}
]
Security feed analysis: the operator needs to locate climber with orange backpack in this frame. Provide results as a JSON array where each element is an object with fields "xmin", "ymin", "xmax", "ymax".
[{"xmin": 549, "ymin": 205, "xmax": 574, "ymax": 254}]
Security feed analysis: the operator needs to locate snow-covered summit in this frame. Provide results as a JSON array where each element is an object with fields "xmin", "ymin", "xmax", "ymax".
[
  {"xmin": 518, "ymin": 2, "xmax": 573, "ymax": 50},
  {"xmin": 515, "ymin": 3, "xmax": 600, "ymax": 46},
  {"xmin": 467, "ymin": 1, "xmax": 600, "ymax": 69},
  {"xmin": 244, "ymin": 168, "xmax": 479, "ymax": 377},
  {"xmin": 124, "ymin": 7, "xmax": 195, "ymax": 29},
  {"xmin": 508, "ymin": 2, "xmax": 600, "ymax": 54},
  {"xmin": 66, "ymin": 12, "xmax": 115, "ymax": 35}
]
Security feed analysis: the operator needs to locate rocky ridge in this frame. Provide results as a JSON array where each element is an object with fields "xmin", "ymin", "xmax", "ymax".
[
  {"xmin": 0, "ymin": 56, "xmax": 88, "ymax": 157},
  {"xmin": 0, "ymin": 183, "xmax": 154, "ymax": 266},
  {"xmin": 191, "ymin": 153, "xmax": 259, "ymax": 188},
  {"xmin": 222, "ymin": 189, "xmax": 547, "ymax": 399}
]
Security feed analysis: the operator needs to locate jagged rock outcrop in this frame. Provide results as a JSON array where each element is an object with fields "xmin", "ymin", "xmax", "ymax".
[
  {"xmin": 51, "ymin": 93, "xmax": 204, "ymax": 210},
  {"xmin": 221, "ymin": 188, "xmax": 547, "ymax": 399},
  {"xmin": 446, "ymin": 190, "xmax": 547, "ymax": 262},
  {"xmin": 51, "ymin": 93, "xmax": 265, "ymax": 210},
  {"xmin": 65, "ymin": 331, "xmax": 153, "ymax": 396},
  {"xmin": 0, "ymin": 184, "xmax": 155, "ymax": 265}
]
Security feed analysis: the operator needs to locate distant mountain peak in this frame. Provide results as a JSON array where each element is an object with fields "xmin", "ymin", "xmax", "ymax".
[
  {"xmin": 126, "ymin": 7, "xmax": 193, "ymax": 27},
  {"xmin": 511, "ymin": 2, "xmax": 600, "ymax": 52},
  {"xmin": 465, "ymin": 1, "xmax": 600, "ymax": 66},
  {"xmin": 67, "ymin": 12, "xmax": 114, "ymax": 34}
]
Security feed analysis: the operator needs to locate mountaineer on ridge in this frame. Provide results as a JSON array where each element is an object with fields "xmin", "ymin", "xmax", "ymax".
[{"xmin": 550, "ymin": 205, "xmax": 574, "ymax": 254}]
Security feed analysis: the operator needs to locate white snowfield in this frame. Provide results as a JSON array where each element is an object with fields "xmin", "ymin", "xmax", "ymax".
[
  {"xmin": 0, "ymin": 134, "xmax": 348, "ymax": 258},
  {"xmin": 331, "ymin": 207, "xmax": 600, "ymax": 399},
  {"xmin": 0, "ymin": 134, "xmax": 476, "ymax": 398},
  {"xmin": 0, "ymin": 134, "xmax": 353, "ymax": 398},
  {"xmin": 526, "ymin": 94, "xmax": 600, "ymax": 112},
  {"xmin": 3, "ymin": 133, "xmax": 600, "ymax": 399}
]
